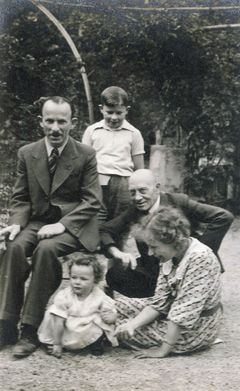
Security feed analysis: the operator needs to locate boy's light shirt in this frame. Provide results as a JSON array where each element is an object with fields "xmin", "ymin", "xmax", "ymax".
[
  {"xmin": 82, "ymin": 119, "xmax": 145, "ymax": 181},
  {"xmin": 99, "ymin": 174, "xmax": 111, "ymax": 186},
  {"xmin": 44, "ymin": 136, "xmax": 69, "ymax": 157},
  {"xmin": 99, "ymin": 120, "xmax": 129, "ymax": 185},
  {"xmin": 103, "ymin": 119, "xmax": 133, "ymax": 132},
  {"xmin": 103, "ymin": 120, "xmax": 125, "ymax": 132}
]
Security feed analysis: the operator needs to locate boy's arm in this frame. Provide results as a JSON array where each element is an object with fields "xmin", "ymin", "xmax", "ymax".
[
  {"xmin": 132, "ymin": 154, "xmax": 144, "ymax": 170},
  {"xmin": 82, "ymin": 126, "xmax": 92, "ymax": 146},
  {"xmin": 131, "ymin": 128, "xmax": 145, "ymax": 169}
]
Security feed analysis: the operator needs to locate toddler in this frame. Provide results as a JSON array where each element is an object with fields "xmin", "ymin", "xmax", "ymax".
[{"xmin": 38, "ymin": 253, "xmax": 118, "ymax": 358}]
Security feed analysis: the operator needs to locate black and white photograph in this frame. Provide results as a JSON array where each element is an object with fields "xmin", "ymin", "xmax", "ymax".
[{"xmin": 0, "ymin": 1, "xmax": 239, "ymax": 390}]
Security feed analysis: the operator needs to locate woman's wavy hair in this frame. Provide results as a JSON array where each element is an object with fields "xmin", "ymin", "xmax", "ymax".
[
  {"xmin": 68, "ymin": 253, "xmax": 104, "ymax": 284},
  {"xmin": 135, "ymin": 206, "xmax": 191, "ymax": 248}
]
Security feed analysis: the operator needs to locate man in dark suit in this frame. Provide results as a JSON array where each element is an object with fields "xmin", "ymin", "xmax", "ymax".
[
  {"xmin": 100, "ymin": 169, "xmax": 233, "ymax": 298},
  {"xmin": 0, "ymin": 96, "xmax": 102, "ymax": 357}
]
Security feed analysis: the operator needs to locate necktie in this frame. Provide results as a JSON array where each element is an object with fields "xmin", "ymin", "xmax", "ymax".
[{"xmin": 48, "ymin": 147, "xmax": 59, "ymax": 178}]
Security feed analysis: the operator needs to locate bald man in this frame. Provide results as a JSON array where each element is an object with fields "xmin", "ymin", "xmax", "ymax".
[
  {"xmin": 100, "ymin": 169, "xmax": 233, "ymax": 298},
  {"xmin": 0, "ymin": 96, "xmax": 101, "ymax": 357}
]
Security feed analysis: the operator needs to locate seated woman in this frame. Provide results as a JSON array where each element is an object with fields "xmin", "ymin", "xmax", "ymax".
[{"xmin": 115, "ymin": 206, "xmax": 223, "ymax": 358}]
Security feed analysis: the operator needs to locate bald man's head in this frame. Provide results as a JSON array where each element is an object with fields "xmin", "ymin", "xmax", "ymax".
[{"xmin": 129, "ymin": 169, "xmax": 160, "ymax": 212}]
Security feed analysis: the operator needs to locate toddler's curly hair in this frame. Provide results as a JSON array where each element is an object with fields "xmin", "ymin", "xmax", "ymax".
[{"xmin": 68, "ymin": 253, "xmax": 104, "ymax": 284}]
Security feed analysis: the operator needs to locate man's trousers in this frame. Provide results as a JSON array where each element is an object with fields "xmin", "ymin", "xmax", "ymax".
[
  {"xmin": 0, "ymin": 221, "xmax": 80, "ymax": 328},
  {"xmin": 106, "ymin": 255, "xmax": 160, "ymax": 298}
]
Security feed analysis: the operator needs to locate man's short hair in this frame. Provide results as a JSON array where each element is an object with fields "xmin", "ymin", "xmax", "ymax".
[
  {"xmin": 35, "ymin": 96, "xmax": 74, "ymax": 116},
  {"xmin": 100, "ymin": 86, "xmax": 129, "ymax": 107}
]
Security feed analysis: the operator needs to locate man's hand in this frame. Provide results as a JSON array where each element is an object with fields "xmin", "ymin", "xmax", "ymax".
[
  {"xmin": 37, "ymin": 223, "xmax": 65, "ymax": 240},
  {"xmin": 109, "ymin": 247, "xmax": 137, "ymax": 270},
  {"xmin": 0, "ymin": 224, "xmax": 21, "ymax": 241},
  {"xmin": 114, "ymin": 322, "xmax": 135, "ymax": 341}
]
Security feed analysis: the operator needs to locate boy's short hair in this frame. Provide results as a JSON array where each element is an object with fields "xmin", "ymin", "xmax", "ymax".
[
  {"xmin": 68, "ymin": 252, "xmax": 104, "ymax": 284},
  {"xmin": 100, "ymin": 86, "xmax": 128, "ymax": 107}
]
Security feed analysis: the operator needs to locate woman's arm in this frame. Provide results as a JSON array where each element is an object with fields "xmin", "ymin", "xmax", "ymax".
[
  {"xmin": 163, "ymin": 320, "xmax": 180, "ymax": 348},
  {"xmin": 134, "ymin": 320, "xmax": 180, "ymax": 359},
  {"xmin": 131, "ymin": 306, "xmax": 160, "ymax": 328},
  {"xmin": 115, "ymin": 306, "xmax": 159, "ymax": 340},
  {"xmin": 115, "ymin": 306, "xmax": 180, "ymax": 359}
]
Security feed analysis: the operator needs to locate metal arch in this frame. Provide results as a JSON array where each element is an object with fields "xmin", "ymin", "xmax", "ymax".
[{"xmin": 29, "ymin": 0, "xmax": 94, "ymax": 123}]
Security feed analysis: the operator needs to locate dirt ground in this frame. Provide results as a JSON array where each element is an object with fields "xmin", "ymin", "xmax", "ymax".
[{"xmin": 0, "ymin": 217, "xmax": 239, "ymax": 391}]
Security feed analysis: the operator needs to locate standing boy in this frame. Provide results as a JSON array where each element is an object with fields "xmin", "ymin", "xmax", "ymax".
[{"xmin": 82, "ymin": 86, "xmax": 145, "ymax": 221}]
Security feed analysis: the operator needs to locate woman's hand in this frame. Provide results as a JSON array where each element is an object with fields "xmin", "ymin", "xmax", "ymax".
[
  {"xmin": 114, "ymin": 322, "xmax": 135, "ymax": 341},
  {"xmin": 134, "ymin": 346, "xmax": 169, "ymax": 359},
  {"xmin": 52, "ymin": 344, "xmax": 62, "ymax": 358}
]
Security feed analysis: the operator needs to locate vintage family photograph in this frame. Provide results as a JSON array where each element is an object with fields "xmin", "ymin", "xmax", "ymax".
[{"xmin": 0, "ymin": 1, "xmax": 239, "ymax": 390}]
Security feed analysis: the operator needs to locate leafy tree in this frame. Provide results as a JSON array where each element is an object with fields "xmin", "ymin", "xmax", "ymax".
[{"xmin": 0, "ymin": 0, "xmax": 239, "ymax": 211}]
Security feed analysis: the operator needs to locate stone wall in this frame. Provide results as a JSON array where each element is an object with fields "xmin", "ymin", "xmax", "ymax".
[{"xmin": 149, "ymin": 145, "xmax": 185, "ymax": 192}]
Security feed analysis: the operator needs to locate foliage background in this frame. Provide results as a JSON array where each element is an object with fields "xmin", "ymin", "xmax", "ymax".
[{"xmin": 0, "ymin": 0, "xmax": 239, "ymax": 212}]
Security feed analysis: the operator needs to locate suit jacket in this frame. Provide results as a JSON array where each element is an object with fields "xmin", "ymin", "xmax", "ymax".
[
  {"xmin": 9, "ymin": 137, "xmax": 102, "ymax": 251},
  {"xmin": 100, "ymin": 191, "xmax": 233, "ymax": 261}
]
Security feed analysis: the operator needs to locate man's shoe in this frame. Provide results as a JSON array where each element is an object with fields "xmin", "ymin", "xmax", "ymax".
[
  {"xmin": 12, "ymin": 325, "xmax": 39, "ymax": 358},
  {"xmin": 12, "ymin": 338, "xmax": 39, "ymax": 358},
  {"xmin": 0, "ymin": 320, "xmax": 18, "ymax": 350}
]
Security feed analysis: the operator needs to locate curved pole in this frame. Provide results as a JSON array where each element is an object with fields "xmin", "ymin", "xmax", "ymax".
[{"xmin": 29, "ymin": 0, "xmax": 94, "ymax": 123}]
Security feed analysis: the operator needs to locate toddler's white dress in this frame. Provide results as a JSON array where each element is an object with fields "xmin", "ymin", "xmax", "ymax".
[{"xmin": 38, "ymin": 285, "xmax": 118, "ymax": 350}]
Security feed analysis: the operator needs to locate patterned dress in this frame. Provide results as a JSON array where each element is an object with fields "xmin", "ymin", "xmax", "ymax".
[{"xmin": 116, "ymin": 238, "xmax": 222, "ymax": 353}]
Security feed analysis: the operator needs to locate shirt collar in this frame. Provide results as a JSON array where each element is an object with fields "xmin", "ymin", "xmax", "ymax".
[
  {"xmin": 44, "ymin": 136, "xmax": 69, "ymax": 157},
  {"xmin": 149, "ymin": 195, "xmax": 160, "ymax": 214},
  {"xmin": 94, "ymin": 119, "xmax": 135, "ymax": 132}
]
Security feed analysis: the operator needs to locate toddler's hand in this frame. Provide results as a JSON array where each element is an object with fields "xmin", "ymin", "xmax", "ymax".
[
  {"xmin": 52, "ymin": 344, "xmax": 62, "ymax": 358},
  {"xmin": 101, "ymin": 308, "xmax": 117, "ymax": 324}
]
